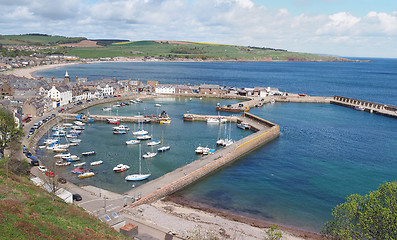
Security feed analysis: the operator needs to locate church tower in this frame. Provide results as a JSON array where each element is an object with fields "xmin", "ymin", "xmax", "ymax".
[{"xmin": 64, "ymin": 71, "xmax": 70, "ymax": 84}]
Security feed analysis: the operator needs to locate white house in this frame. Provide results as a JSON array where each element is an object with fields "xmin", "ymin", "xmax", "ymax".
[
  {"xmin": 155, "ymin": 85, "xmax": 175, "ymax": 94},
  {"xmin": 97, "ymin": 84, "xmax": 113, "ymax": 97},
  {"xmin": 47, "ymin": 85, "xmax": 72, "ymax": 108}
]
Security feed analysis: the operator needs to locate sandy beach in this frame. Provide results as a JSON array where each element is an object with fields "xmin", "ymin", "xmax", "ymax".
[
  {"xmin": 1, "ymin": 62, "xmax": 83, "ymax": 79},
  {"xmin": 122, "ymin": 198, "xmax": 321, "ymax": 240}
]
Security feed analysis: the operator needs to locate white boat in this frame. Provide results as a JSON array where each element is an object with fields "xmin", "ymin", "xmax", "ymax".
[
  {"xmin": 71, "ymin": 125, "xmax": 85, "ymax": 130},
  {"xmin": 56, "ymin": 161, "xmax": 71, "ymax": 166},
  {"xmin": 113, "ymin": 125, "xmax": 130, "ymax": 131},
  {"xmin": 157, "ymin": 146, "xmax": 170, "ymax": 152},
  {"xmin": 270, "ymin": 98, "xmax": 275, "ymax": 104},
  {"xmin": 74, "ymin": 162, "xmax": 86, "ymax": 167},
  {"xmin": 207, "ymin": 117, "xmax": 219, "ymax": 124},
  {"xmin": 137, "ymin": 135, "xmax": 152, "ymax": 140},
  {"xmin": 133, "ymin": 129, "xmax": 148, "ymax": 135},
  {"xmin": 82, "ymin": 151, "xmax": 95, "ymax": 156},
  {"xmin": 74, "ymin": 121, "xmax": 85, "ymax": 126},
  {"xmin": 52, "ymin": 147, "xmax": 68, "ymax": 152},
  {"xmin": 355, "ymin": 106, "xmax": 365, "ymax": 111},
  {"xmin": 78, "ymin": 172, "xmax": 95, "ymax": 178},
  {"xmin": 113, "ymin": 164, "xmax": 130, "ymax": 172},
  {"xmin": 63, "ymin": 155, "xmax": 80, "ymax": 161},
  {"xmin": 223, "ymin": 139, "xmax": 234, "ymax": 147},
  {"xmin": 69, "ymin": 139, "xmax": 82, "ymax": 143},
  {"xmin": 202, "ymin": 147, "xmax": 211, "ymax": 155},
  {"xmin": 63, "ymin": 123, "xmax": 73, "ymax": 127},
  {"xmin": 54, "ymin": 152, "xmax": 71, "ymax": 158},
  {"xmin": 126, "ymin": 139, "xmax": 140, "ymax": 145},
  {"xmin": 90, "ymin": 160, "xmax": 103, "ymax": 166},
  {"xmin": 216, "ymin": 139, "xmax": 225, "ymax": 146},
  {"xmin": 68, "ymin": 142, "xmax": 79, "ymax": 146},
  {"xmin": 47, "ymin": 144, "xmax": 68, "ymax": 151},
  {"xmin": 102, "ymin": 107, "xmax": 112, "ymax": 111},
  {"xmin": 52, "ymin": 131, "xmax": 66, "ymax": 137},
  {"xmin": 195, "ymin": 146, "xmax": 204, "ymax": 154},
  {"xmin": 219, "ymin": 118, "xmax": 228, "ymax": 124},
  {"xmin": 66, "ymin": 133, "xmax": 78, "ymax": 138},
  {"xmin": 43, "ymin": 138, "xmax": 59, "ymax": 145},
  {"xmin": 125, "ymin": 144, "xmax": 151, "ymax": 181},
  {"xmin": 107, "ymin": 118, "xmax": 121, "ymax": 124},
  {"xmin": 69, "ymin": 130, "xmax": 82, "ymax": 135},
  {"xmin": 39, "ymin": 145, "xmax": 46, "ymax": 149},
  {"xmin": 147, "ymin": 140, "xmax": 161, "ymax": 146},
  {"xmin": 143, "ymin": 152, "xmax": 157, "ymax": 158},
  {"xmin": 113, "ymin": 104, "xmax": 121, "ymax": 107},
  {"xmin": 155, "ymin": 104, "xmax": 162, "ymax": 107},
  {"xmin": 237, "ymin": 122, "xmax": 250, "ymax": 130}
]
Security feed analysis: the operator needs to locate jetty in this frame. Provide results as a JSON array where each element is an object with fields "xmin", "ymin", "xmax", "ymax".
[
  {"xmin": 123, "ymin": 112, "xmax": 279, "ymax": 208},
  {"xmin": 331, "ymin": 96, "xmax": 397, "ymax": 118}
]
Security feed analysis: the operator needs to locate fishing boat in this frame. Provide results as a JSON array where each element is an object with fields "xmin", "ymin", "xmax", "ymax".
[
  {"xmin": 143, "ymin": 152, "xmax": 157, "ymax": 158},
  {"xmin": 136, "ymin": 134, "xmax": 152, "ymax": 140},
  {"xmin": 81, "ymin": 151, "xmax": 95, "ymax": 156},
  {"xmin": 237, "ymin": 122, "xmax": 250, "ymax": 130},
  {"xmin": 107, "ymin": 118, "xmax": 121, "ymax": 125},
  {"xmin": 74, "ymin": 162, "xmax": 86, "ymax": 167},
  {"xmin": 147, "ymin": 140, "xmax": 161, "ymax": 146},
  {"xmin": 78, "ymin": 172, "xmax": 95, "ymax": 178},
  {"xmin": 113, "ymin": 130, "xmax": 127, "ymax": 134},
  {"xmin": 56, "ymin": 161, "xmax": 71, "ymax": 166},
  {"xmin": 113, "ymin": 125, "xmax": 130, "ymax": 131},
  {"xmin": 113, "ymin": 164, "xmax": 130, "ymax": 172},
  {"xmin": 125, "ymin": 144, "xmax": 151, "ymax": 181},
  {"xmin": 102, "ymin": 107, "xmax": 112, "ymax": 111},
  {"xmin": 90, "ymin": 160, "xmax": 103, "ymax": 166},
  {"xmin": 126, "ymin": 139, "xmax": 140, "ymax": 145},
  {"xmin": 74, "ymin": 121, "xmax": 85, "ymax": 126},
  {"xmin": 157, "ymin": 146, "xmax": 170, "ymax": 152}
]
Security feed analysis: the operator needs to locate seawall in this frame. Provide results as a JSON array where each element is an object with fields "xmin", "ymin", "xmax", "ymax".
[{"xmin": 124, "ymin": 112, "xmax": 280, "ymax": 208}]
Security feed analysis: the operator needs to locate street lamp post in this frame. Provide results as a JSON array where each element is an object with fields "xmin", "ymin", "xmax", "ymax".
[{"xmin": 132, "ymin": 184, "xmax": 135, "ymax": 203}]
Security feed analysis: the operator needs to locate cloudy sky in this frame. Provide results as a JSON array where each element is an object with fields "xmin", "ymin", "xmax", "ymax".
[{"xmin": 1, "ymin": 0, "xmax": 396, "ymax": 58}]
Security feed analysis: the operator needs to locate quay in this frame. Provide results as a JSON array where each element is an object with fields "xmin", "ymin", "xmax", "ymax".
[
  {"xmin": 216, "ymin": 95, "xmax": 332, "ymax": 112},
  {"xmin": 61, "ymin": 113, "xmax": 170, "ymax": 123},
  {"xmin": 331, "ymin": 96, "xmax": 397, "ymax": 118},
  {"xmin": 122, "ymin": 112, "xmax": 279, "ymax": 209}
]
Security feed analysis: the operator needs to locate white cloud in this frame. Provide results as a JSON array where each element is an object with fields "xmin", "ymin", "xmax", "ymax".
[{"xmin": 0, "ymin": 0, "xmax": 396, "ymax": 57}]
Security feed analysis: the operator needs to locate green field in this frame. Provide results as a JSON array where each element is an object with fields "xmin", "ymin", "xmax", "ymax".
[
  {"xmin": 0, "ymin": 159, "xmax": 127, "ymax": 240},
  {"xmin": 0, "ymin": 34, "xmax": 349, "ymax": 61}
]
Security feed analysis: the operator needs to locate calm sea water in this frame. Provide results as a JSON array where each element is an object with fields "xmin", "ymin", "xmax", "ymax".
[{"xmin": 37, "ymin": 59, "xmax": 397, "ymax": 231}]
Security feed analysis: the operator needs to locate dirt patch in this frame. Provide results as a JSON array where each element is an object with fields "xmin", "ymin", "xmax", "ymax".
[{"xmin": 59, "ymin": 40, "xmax": 103, "ymax": 48}]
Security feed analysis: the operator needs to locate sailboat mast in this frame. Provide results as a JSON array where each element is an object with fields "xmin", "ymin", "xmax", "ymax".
[{"xmin": 139, "ymin": 143, "xmax": 142, "ymax": 174}]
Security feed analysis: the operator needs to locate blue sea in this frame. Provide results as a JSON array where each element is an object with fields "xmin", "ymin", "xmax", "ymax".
[{"xmin": 37, "ymin": 59, "xmax": 397, "ymax": 232}]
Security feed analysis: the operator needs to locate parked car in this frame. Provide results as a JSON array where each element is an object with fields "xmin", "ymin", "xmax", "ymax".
[
  {"xmin": 38, "ymin": 166, "xmax": 47, "ymax": 172},
  {"xmin": 73, "ymin": 194, "xmax": 82, "ymax": 201},
  {"xmin": 31, "ymin": 159, "xmax": 39, "ymax": 166},
  {"xmin": 45, "ymin": 171, "xmax": 55, "ymax": 178}
]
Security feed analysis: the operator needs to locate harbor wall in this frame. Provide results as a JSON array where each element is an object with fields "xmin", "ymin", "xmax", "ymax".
[
  {"xmin": 331, "ymin": 96, "xmax": 397, "ymax": 118},
  {"xmin": 127, "ymin": 114, "xmax": 280, "ymax": 207}
]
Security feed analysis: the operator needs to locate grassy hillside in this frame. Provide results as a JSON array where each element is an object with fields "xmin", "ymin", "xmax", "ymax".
[
  {"xmin": 0, "ymin": 34, "xmax": 86, "ymax": 46},
  {"xmin": 0, "ymin": 159, "xmax": 126, "ymax": 240},
  {"xmin": 0, "ymin": 34, "xmax": 351, "ymax": 61}
]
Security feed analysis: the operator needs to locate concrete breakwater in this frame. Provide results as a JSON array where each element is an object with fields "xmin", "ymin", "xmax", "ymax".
[
  {"xmin": 123, "ymin": 112, "xmax": 280, "ymax": 208},
  {"xmin": 61, "ymin": 113, "xmax": 170, "ymax": 123},
  {"xmin": 331, "ymin": 96, "xmax": 397, "ymax": 118}
]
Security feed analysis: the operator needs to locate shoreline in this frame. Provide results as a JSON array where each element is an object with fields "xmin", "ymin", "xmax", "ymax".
[{"xmin": 163, "ymin": 195, "xmax": 322, "ymax": 240}]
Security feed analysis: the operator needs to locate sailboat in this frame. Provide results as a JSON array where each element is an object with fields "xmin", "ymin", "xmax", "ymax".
[
  {"xmin": 125, "ymin": 144, "xmax": 151, "ymax": 181},
  {"xmin": 157, "ymin": 131, "xmax": 170, "ymax": 152}
]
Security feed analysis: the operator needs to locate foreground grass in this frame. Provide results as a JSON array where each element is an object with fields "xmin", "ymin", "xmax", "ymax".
[{"xmin": 0, "ymin": 160, "xmax": 127, "ymax": 240}]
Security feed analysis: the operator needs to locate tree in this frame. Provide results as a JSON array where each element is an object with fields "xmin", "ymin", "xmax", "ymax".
[
  {"xmin": 0, "ymin": 108, "xmax": 23, "ymax": 157},
  {"xmin": 322, "ymin": 181, "xmax": 397, "ymax": 239}
]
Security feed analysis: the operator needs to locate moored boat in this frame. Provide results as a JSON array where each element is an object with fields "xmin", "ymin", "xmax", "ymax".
[
  {"xmin": 133, "ymin": 129, "xmax": 148, "ymax": 135},
  {"xmin": 237, "ymin": 122, "xmax": 250, "ymax": 130},
  {"xmin": 90, "ymin": 160, "xmax": 103, "ymax": 166},
  {"xmin": 157, "ymin": 146, "xmax": 170, "ymax": 152},
  {"xmin": 113, "ymin": 130, "xmax": 127, "ymax": 134},
  {"xmin": 160, "ymin": 120, "xmax": 171, "ymax": 124},
  {"xmin": 54, "ymin": 152, "xmax": 71, "ymax": 158},
  {"xmin": 147, "ymin": 140, "xmax": 161, "ymax": 146},
  {"xmin": 126, "ymin": 139, "xmax": 140, "ymax": 145},
  {"xmin": 56, "ymin": 161, "xmax": 71, "ymax": 166},
  {"xmin": 74, "ymin": 162, "xmax": 86, "ymax": 167},
  {"xmin": 113, "ymin": 164, "xmax": 130, "ymax": 172},
  {"xmin": 81, "ymin": 151, "xmax": 95, "ymax": 156},
  {"xmin": 113, "ymin": 125, "xmax": 130, "ymax": 131},
  {"xmin": 206, "ymin": 117, "xmax": 219, "ymax": 124},
  {"xmin": 78, "ymin": 172, "xmax": 95, "ymax": 178},
  {"xmin": 142, "ymin": 152, "xmax": 157, "ymax": 158},
  {"xmin": 136, "ymin": 134, "xmax": 152, "ymax": 140},
  {"xmin": 74, "ymin": 121, "xmax": 85, "ymax": 126},
  {"xmin": 107, "ymin": 118, "xmax": 121, "ymax": 125},
  {"xmin": 102, "ymin": 107, "xmax": 112, "ymax": 111}
]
